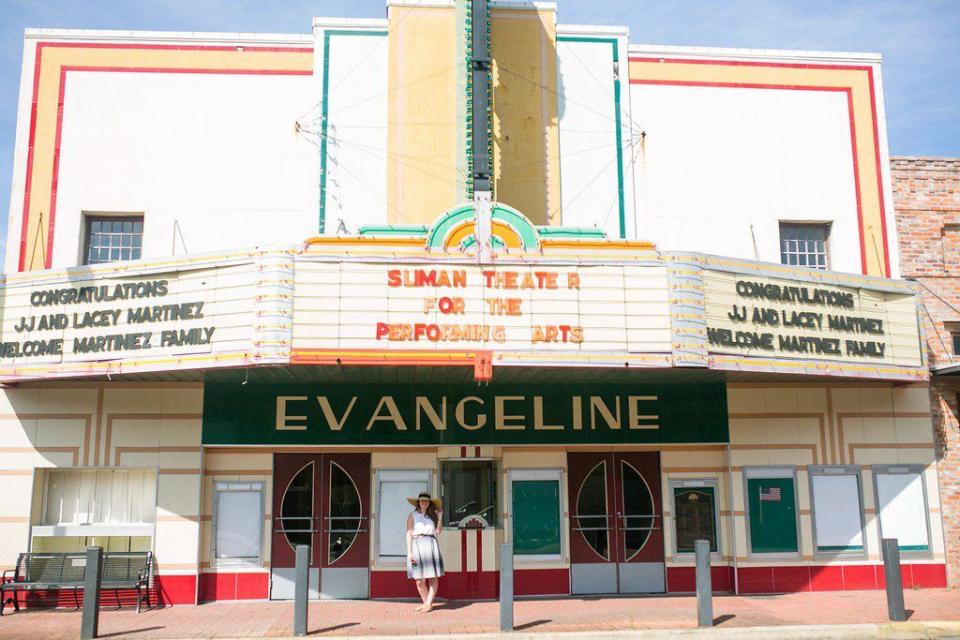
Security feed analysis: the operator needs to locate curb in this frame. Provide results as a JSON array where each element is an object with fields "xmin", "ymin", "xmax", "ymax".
[{"xmin": 198, "ymin": 621, "xmax": 960, "ymax": 640}]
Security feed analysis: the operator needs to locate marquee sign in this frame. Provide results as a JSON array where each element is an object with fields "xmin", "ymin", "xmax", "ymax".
[
  {"xmin": 292, "ymin": 261, "xmax": 671, "ymax": 358},
  {"xmin": 0, "ymin": 207, "xmax": 926, "ymax": 382},
  {"xmin": 0, "ymin": 250, "xmax": 290, "ymax": 380},
  {"xmin": 201, "ymin": 382, "xmax": 729, "ymax": 446},
  {"xmin": 702, "ymin": 267, "xmax": 923, "ymax": 371}
]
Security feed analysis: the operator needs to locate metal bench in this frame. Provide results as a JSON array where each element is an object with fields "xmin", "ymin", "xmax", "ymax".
[{"xmin": 1, "ymin": 551, "xmax": 152, "ymax": 615}]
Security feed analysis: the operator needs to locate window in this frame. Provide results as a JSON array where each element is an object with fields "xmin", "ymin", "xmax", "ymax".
[
  {"xmin": 744, "ymin": 467, "xmax": 798, "ymax": 554},
  {"xmin": 83, "ymin": 215, "xmax": 143, "ymax": 265},
  {"xmin": 41, "ymin": 468, "xmax": 157, "ymax": 527},
  {"xmin": 873, "ymin": 465, "xmax": 930, "ymax": 553},
  {"xmin": 376, "ymin": 470, "xmax": 430, "ymax": 563},
  {"xmin": 214, "ymin": 482, "xmax": 264, "ymax": 565},
  {"xmin": 441, "ymin": 460, "xmax": 497, "ymax": 528},
  {"xmin": 953, "ymin": 333, "xmax": 960, "ymax": 357},
  {"xmin": 670, "ymin": 479, "xmax": 719, "ymax": 554},
  {"xmin": 510, "ymin": 469, "xmax": 562, "ymax": 558},
  {"xmin": 809, "ymin": 466, "xmax": 865, "ymax": 555},
  {"xmin": 780, "ymin": 222, "xmax": 829, "ymax": 269}
]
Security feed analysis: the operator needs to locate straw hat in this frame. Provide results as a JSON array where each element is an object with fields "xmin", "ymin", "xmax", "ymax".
[{"xmin": 407, "ymin": 491, "xmax": 442, "ymax": 509}]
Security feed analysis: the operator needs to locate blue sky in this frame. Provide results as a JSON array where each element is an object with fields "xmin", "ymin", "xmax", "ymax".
[{"xmin": 1, "ymin": 0, "xmax": 958, "ymax": 260}]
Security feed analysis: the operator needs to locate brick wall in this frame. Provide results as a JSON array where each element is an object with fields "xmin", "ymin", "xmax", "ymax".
[{"xmin": 893, "ymin": 156, "xmax": 960, "ymax": 586}]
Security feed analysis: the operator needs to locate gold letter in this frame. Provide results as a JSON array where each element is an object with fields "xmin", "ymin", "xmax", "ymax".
[
  {"xmin": 495, "ymin": 396, "xmax": 526, "ymax": 430},
  {"xmin": 317, "ymin": 396, "xmax": 357, "ymax": 431},
  {"xmin": 276, "ymin": 396, "xmax": 308, "ymax": 431},
  {"xmin": 365, "ymin": 396, "xmax": 407, "ymax": 431},
  {"xmin": 416, "ymin": 396, "xmax": 447, "ymax": 431},
  {"xmin": 572, "ymin": 396, "xmax": 583, "ymax": 430},
  {"xmin": 628, "ymin": 395, "xmax": 659, "ymax": 430},
  {"xmin": 533, "ymin": 396, "xmax": 563, "ymax": 430},
  {"xmin": 456, "ymin": 396, "xmax": 486, "ymax": 430},
  {"xmin": 590, "ymin": 396, "xmax": 621, "ymax": 430}
]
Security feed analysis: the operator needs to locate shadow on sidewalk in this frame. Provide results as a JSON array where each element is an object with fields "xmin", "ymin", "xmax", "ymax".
[{"xmin": 309, "ymin": 622, "xmax": 359, "ymax": 635}]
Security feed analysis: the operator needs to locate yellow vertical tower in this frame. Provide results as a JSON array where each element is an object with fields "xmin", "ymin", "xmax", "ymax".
[{"xmin": 385, "ymin": 0, "xmax": 560, "ymax": 225}]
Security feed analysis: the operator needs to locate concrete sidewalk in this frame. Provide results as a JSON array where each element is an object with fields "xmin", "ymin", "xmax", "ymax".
[{"xmin": 0, "ymin": 589, "xmax": 958, "ymax": 639}]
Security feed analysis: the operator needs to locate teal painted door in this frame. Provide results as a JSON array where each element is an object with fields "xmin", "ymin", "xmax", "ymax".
[
  {"xmin": 512, "ymin": 480, "xmax": 561, "ymax": 555},
  {"xmin": 747, "ymin": 477, "xmax": 798, "ymax": 553}
]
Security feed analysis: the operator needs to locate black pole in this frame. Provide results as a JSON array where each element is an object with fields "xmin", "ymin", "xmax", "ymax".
[
  {"xmin": 80, "ymin": 546, "xmax": 103, "ymax": 640},
  {"xmin": 293, "ymin": 544, "xmax": 309, "ymax": 636},
  {"xmin": 471, "ymin": 0, "xmax": 491, "ymax": 193},
  {"xmin": 882, "ymin": 538, "xmax": 906, "ymax": 622},
  {"xmin": 695, "ymin": 539, "xmax": 713, "ymax": 627}
]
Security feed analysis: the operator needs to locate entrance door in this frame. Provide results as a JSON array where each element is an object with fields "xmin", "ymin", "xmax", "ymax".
[
  {"xmin": 271, "ymin": 452, "xmax": 370, "ymax": 599},
  {"xmin": 568, "ymin": 451, "xmax": 664, "ymax": 594}
]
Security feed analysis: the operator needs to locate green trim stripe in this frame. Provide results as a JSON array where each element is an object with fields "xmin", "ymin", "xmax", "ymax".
[
  {"xmin": 557, "ymin": 36, "xmax": 627, "ymax": 239},
  {"xmin": 817, "ymin": 545, "xmax": 865, "ymax": 552},
  {"xmin": 318, "ymin": 29, "xmax": 387, "ymax": 235}
]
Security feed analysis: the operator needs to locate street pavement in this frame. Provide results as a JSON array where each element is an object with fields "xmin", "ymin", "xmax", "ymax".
[{"xmin": 0, "ymin": 589, "xmax": 958, "ymax": 639}]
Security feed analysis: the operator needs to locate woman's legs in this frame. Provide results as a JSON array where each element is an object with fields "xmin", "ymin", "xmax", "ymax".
[
  {"xmin": 423, "ymin": 577, "xmax": 439, "ymax": 611},
  {"xmin": 415, "ymin": 579, "xmax": 428, "ymax": 608}
]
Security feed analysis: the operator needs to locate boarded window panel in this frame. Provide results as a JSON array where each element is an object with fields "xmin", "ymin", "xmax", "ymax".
[
  {"xmin": 216, "ymin": 487, "xmax": 262, "ymax": 560},
  {"xmin": 876, "ymin": 472, "xmax": 929, "ymax": 551},
  {"xmin": 747, "ymin": 477, "xmax": 798, "ymax": 553},
  {"xmin": 378, "ymin": 479, "xmax": 428, "ymax": 558},
  {"xmin": 512, "ymin": 480, "xmax": 561, "ymax": 555},
  {"xmin": 674, "ymin": 486, "xmax": 718, "ymax": 553},
  {"xmin": 811, "ymin": 474, "xmax": 863, "ymax": 552}
]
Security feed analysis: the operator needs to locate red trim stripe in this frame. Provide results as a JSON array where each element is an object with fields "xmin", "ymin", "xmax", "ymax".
[
  {"xmin": 38, "ymin": 42, "xmax": 312, "ymax": 53},
  {"xmin": 475, "ymin": 529, "xmax": 483, "ymax": 572},
  {"xmin": 474, "ymin": 446, "xmax": 481, "ymax": 458},
  {"xmin": 628, "ymin": 56, "xmax": 871, "ymax": 72},
  {"xmin": 460, "ymin": 446, "xmax": 467, "ymax": 458},
  {"xmin": 460, "ymin": 529, "xmax": 468, "ymax": 572},
  {"xmin": 865, "ymin": 69, "xmax": 891, "ymax": 276}
]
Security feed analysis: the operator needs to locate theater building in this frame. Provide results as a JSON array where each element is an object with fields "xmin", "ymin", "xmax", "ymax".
[{"xmin": 0, "ymin": 1, "xmax": 949, "ymax": 606}]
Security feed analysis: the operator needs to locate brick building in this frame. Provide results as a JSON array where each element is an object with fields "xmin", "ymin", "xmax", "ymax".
[{"xmin": 893, "ymin": 157, "xmax": 960, "ymax": 586}]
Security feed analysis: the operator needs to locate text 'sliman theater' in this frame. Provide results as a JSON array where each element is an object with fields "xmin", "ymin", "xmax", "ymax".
[{"xmin": 0, "ymin": 0, "xmax": 952, "ymax": 606}]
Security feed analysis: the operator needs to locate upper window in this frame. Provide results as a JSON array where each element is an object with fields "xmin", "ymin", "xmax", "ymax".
[
  {"xmin": 441, "ymin": 460, "xmax": 498, "ymax": 528},
  {"xmin": 780, "ymin": 222, "xmax": 829, "ymax": 270},
  {"xmin": 83, "ymin": 215, "xmax": 143, "ymax": 265}
]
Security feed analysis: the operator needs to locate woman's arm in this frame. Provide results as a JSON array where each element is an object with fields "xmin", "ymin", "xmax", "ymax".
[
  {"xmin": 406, "ymin": 513, "xmax": 414, "ymax": 562},
  {"xmin": 436, "ymin": 509, "xmax": 443, "ymax": 534}
]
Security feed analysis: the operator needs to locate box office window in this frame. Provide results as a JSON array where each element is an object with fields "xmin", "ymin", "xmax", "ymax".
[
  {"xmin": 809, "ymin": 467, "xmax": 865, "ymax": 554},
  {"xmin": 510, "ymin": 470, "xmax": 561, "ymax": 557},
  {"xmin": 214, "ymin": 482, "xmax": 263, "ymax": 564},
  {"xmin": 377, "ymin": 470, "xmax": 431, "ymax": 562},
  {"xmin": 874, "ymin": 466, "xmax": 930, "ymax": 552},
  {"xmin": 441, "ymin": 460, "xmax": 497, "ymax": 528},
  {"xmin": 42, "ymin": 469, "xmax": 157, "ymax": 526},
  {"xmin": 745, "ymin": 468, "xmax": 798, "ymax": 554},
  {"xmin": 670, "ymin": 480, "xmax": 719, "ymax": 554}
]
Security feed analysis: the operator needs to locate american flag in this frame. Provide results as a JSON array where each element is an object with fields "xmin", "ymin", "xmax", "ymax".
[{"xmin": 759, "ymin": 486, "xmax": 781, "ymax": 502}]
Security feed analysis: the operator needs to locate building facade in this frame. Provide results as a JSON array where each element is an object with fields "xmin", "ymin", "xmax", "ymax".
[
  {"xmin": 893, "ymin": 156, "xmax": 960, "ymax": 586},
  {"xmin": 0, "ymin": 1, "xmax": 947, "ymax": 606}
]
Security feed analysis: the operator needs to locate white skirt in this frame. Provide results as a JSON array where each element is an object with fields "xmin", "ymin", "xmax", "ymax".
[{"xmin": 407, "ymin": 535, "xmax": 444, "ymax": 580}]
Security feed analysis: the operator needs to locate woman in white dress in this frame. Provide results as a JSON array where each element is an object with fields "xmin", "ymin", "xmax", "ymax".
[{"xmin": 406, "ymin": 492, "xmax": 444, "ymax": 612}]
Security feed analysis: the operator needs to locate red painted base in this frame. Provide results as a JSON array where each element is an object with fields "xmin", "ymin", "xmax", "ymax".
[
  {"xmin": 666, "ymin": 566, "xmax": 734, "ymax": 593},
  {"xmin": 155, "ymin": 574, "xmax": 197, "ymax": 605},
  {"xmin": 369, "ymin": 570, "xmax": 498, "ymax": 600},
  {"xmin": 199, "ymin": 572, "xmax": 269, "ymax": 602},
  {"xmin": 735, "ymin": 563, "xmax": 947, "ymax": 594}
]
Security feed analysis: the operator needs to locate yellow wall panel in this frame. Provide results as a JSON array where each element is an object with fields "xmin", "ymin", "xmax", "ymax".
[
  {"xmin": 386, "ymin": 5, "xmax": 459, "ymax": 222},
  {"xmin": 490, "ymin": 8, "xmax": 559, "ymax": 225}
]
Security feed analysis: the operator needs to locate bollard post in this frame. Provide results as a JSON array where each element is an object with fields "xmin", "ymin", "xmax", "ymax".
[
  {"xmin": 499, "ymin": 543, "xmax": 513, "ymax": 632},
  {"xmin": 80, "ymin": 546, "xmax": 103, "ymax": 640},
  {"xmin": 695, "ymin": 539, "xmax": 713, "ymax": 628},
  {"xmin": 293, "ymin": 544, "xmax": 310, "ymax": 636},
  {"xmin": 882, "ymin": 538, "xmax": 906, "ymax": 622}
]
